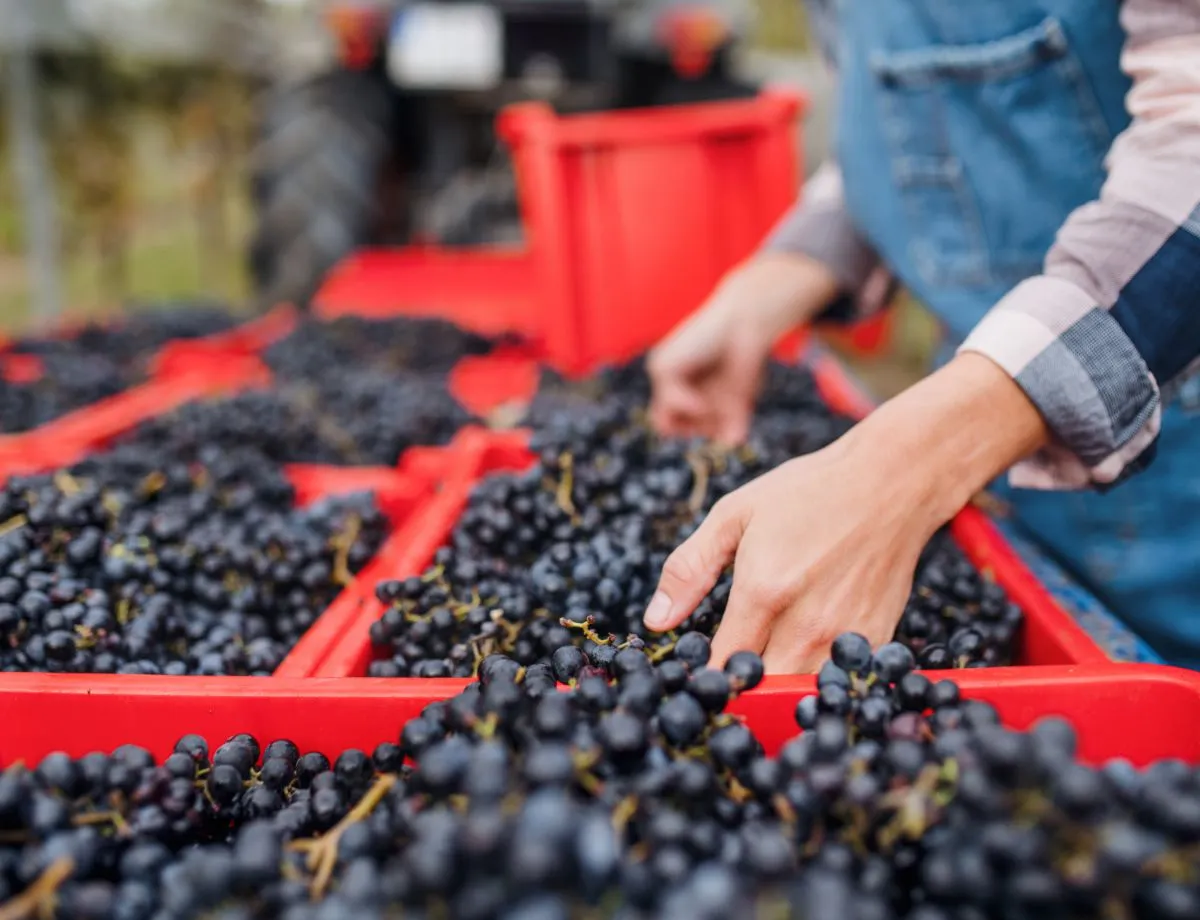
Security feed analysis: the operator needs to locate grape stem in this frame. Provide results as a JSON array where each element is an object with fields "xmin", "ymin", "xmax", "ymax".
[
  {"xmin": 0, "ymin": 857, "xmax": 74, "ymax": 920},
  {"xmin": 554, "ymin": 453, "xmax": 577, "ymax": 517},
  {"xmin": 0, "ymin": 514, "xmax": 28, "ymax": 540},
  {"xmin": 289, "ymin": 773, "xmax": 397, "ymax": 898}
]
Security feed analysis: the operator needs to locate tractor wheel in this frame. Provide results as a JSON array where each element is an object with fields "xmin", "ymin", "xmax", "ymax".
[{"xmin": 248, "ymin": 69, "xmax": 401, "ymax": 310}]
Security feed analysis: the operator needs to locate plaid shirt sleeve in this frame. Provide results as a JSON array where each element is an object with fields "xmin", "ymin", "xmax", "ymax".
[{"xmin": 960, "ymin": 0, "xmax": 1200, "ymax": 490}]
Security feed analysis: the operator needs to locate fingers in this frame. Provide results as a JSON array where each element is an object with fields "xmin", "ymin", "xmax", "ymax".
[
  {"xmin": 714, "ymin": 407, "xmax": 751, "ymax": 448},
  {"xmin": 644, "ymin": 496, "xmax": 747, "ymax": 633},
  {"xmin": 649, "ymin": 379, "xmax": 710, "ymax": 438},
  {"xmin": 759, "ymin": 582, "xmax": 911, "ymax": 675},
  {"xmin": 709, "ymin": 550, "xmax": 781, "ymax": 668},
  {"xmin": 712, "ymin": 345, "xmax": 764, "ymax": 446},
  {"xmin": 761, "ymin": 616, "xmax": 830, "ymax": 675}
]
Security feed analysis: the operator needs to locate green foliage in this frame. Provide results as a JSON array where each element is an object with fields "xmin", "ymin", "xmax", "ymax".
[{"xmin": 0, "ymin": 49, "xmax": 255, "ymax": 323}]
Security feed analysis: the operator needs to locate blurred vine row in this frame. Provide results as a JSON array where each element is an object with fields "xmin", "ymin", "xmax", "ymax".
[{"xmin": 0, "ymin": 45, "xmax": 261, "ymax": 325}]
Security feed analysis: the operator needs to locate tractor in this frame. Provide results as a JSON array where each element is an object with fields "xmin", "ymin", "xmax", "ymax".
[{"xmin": 248, "ymin": 0, "xmax": 760, "ymax": 309}]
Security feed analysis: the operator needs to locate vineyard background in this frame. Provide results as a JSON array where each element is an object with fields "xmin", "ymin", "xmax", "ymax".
[
  {"xmin": 0, "ymin": 0, "xmax": 330, "ymax": 327},
  {"xmin": 0, "ymin": 0, "xmax": 935, "ymax": 394}
]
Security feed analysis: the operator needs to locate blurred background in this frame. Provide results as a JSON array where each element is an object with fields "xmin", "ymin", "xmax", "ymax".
[{"xmin": 0, "ymin": 0, "xmax": 933, "ymax": 390}]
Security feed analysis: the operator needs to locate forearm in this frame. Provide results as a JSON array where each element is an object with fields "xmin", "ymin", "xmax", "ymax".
[
  {"xmin": 839, "ymin": 354, "xmax": 1049, "ymax": 531},
  {"xmin": 718, "ymin": 251, "xmax": 842, "ymax": 340},
  {"xmin": 762, "ymin": 162, "xmax": 895, "ymax": 324}
]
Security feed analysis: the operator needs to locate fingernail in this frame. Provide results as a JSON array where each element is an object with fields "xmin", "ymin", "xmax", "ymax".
[{"xmin": 644, "ymin": 592, "xmax": 673, "ymax": 630}]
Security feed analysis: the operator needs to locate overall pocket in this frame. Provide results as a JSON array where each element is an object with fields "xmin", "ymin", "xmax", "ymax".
[{"xmin": 868, "ymin": 16, "xmax": 1114, "ymax": 289}]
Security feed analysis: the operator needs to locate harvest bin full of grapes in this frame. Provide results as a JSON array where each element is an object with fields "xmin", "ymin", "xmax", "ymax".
[{"xmin": 1, "ymin": 91, "xmax": 1196, "ymax": 920}]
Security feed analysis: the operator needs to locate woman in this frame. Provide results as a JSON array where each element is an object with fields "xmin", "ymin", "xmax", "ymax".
[{"xmin": 643, "ymin": 0, "xmax": 1200, "ymax": 670}]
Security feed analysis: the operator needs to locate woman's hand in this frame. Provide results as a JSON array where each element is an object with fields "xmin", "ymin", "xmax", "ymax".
[
  {"xmin": 648, "ymin": 253, "xmax": 840, "ymax": 445},
  {"xmin": 644, "ymin": 354, "xmax": 1050, "ymax": 672}
]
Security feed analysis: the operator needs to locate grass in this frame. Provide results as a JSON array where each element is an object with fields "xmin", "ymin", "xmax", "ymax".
[
  {"xmin": 0, "ymin": 117, "xmax": 252, "ymax": 331},
  {"xmin": 752, "ymin": 0, "xmax": 812, "ymax": 52}
]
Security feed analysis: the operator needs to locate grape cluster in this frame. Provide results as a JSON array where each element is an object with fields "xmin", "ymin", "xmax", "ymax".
[
  {"xmin": 107, "ymin": 316, "xmax": 501, "ymax": 467},
  {"xmin": 122, "ymin": 371, "xmax": 472, "ymax": 468},
  {"xmin": 263, "ymin": 315, "xmax": 495, "ymax": 378},
  {"xmin": 1, "ymin": 635, "xmax": 1195, "ymax": 919},
  {"xmin": 366, "ymin": 359, "xmax": 1021, "ymax": 677},
  {"xmin": 0, "ymin": 305, "xmax": 238, "ymax": 434},
  {"xmin": 0, "ymin": 441, "xmax": 386, "ymax": 676}
]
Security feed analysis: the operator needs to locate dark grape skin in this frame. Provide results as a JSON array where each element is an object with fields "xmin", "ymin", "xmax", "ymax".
[
  {"xmin": 0, "ymin": 448, "xmax": 388, "ymax": 677},
  {"xmin": 365, "ymin": 356, "xmax": 1022, "ymax": 682},
  {"xmin": 0, "ymin": 305, "xmax": 237, "ymax": 433},
  {"xmin": 1, "ymin": 634, "xmax": 1194, "ymax": 918}
]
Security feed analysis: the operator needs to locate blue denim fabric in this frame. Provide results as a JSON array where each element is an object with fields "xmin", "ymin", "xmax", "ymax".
[{"xmin": 829, "ymin": 0, "xmax": 1200, "ymax": 667}]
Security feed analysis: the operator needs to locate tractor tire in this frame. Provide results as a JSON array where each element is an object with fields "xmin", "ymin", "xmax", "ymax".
[{"xmin": 249, "ymin": 69, "xmax": 400, "ymax": 310}]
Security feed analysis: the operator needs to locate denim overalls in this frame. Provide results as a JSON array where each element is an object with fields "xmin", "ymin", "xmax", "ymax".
[{"xmin": 821, "ymin": 0, "xmax": 1200, "ymax": 667}]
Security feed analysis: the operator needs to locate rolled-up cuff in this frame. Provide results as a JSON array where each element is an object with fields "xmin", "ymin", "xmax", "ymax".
[{"xmin": 958, "ymin": 275, "xmax": 1162, "ymax": 491}]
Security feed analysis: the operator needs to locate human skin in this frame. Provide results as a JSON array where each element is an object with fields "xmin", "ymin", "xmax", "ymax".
[{"xmin": 645, "ymin": 255, "xmax": 1049, "ymax": 672}]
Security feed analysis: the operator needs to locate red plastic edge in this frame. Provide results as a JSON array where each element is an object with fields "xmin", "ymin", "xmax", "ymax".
[
  {"xmin": 313, "ymin": 246, "xmax": 542, "ymax": 340},
  {"xmin": 448, "ymin": 344, "xmax": 542, "ymax": 416},
  {"xmin": 951, "ymin": 508, "xmax": 1110, "ymax": 666},
  {"xmin": 274, "ymin": 466, "xmax": 434, "ymax": 678},
  {"xmin": 0, "ymin": 358, "xmax": 273, "ymax": 481},
  {"xmin": 496, "ymin": 89, "xmax": 807, "ymax": 150},
  {"xmin": 149, "ymin": 305, "xmax": 299, "ymax": 380},
  {"xmin": 2, "ymin": 664, "xmax": 1197, "ymax": 766}
]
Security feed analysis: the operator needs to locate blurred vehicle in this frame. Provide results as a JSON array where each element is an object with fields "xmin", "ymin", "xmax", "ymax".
[{"xmin": 248, "ymin": 0, "xmax": 760, "ymax": 309}]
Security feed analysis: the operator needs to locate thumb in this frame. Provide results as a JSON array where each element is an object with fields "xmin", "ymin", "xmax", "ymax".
[{"xmin": 644, "ymin": 496, "xmax": 747, "ymax": 632}]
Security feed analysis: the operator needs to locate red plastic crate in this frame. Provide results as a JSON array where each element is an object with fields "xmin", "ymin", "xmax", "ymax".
[
  {"xmin": 0, "ymin": 335, "xmax": 534, "ymax": 486},
  {"xmin": 0, "ymin": 307, "xmax": 296, "ymax": 378},
  {"xmin": 148, "ymin": 305, "xmax": 299, "ymax": 379},
  {"xmin": 271, "ymin": 465, "xmax": 434, "ymax": 678},
  {"xmin": 0, "ymin": 458, "xmax": 430, "ymax": 681},
  {"xmin": 315, "ymin": 438, "xmax": 1103, "ymax": 676},
  {"xmin": 315, "ymin": 246, "xmax": 542, "ymax": 340},
  {"xmin": 2, "ymin": 664, "xmax": 1196, "ymax": 767},
  {"xmin": 498, "ymin": 90, "xmax": 805, "ymax": 372}
]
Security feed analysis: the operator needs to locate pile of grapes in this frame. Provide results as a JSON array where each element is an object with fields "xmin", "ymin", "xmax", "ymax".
[
  {"xmin": 107, "ymin": 316, "xmax": 499, "ymax": 467},
  {"xmin": 0, "ymin": 441, "xmax": 387, "ymax": 676},
  {"xmin": 1, "ymin": 636, "xmax": 1195, "ymax": 919},
  {"xmin": 366, "ymin": 359, "xmax": 1023, "ymax": 678},
  {"xmin": 0, "ymin": 305, "xmax": 238, "ymax": 434}
]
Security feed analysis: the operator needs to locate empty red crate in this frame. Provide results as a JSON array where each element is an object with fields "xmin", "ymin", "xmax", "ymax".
[
  {"xmin": 498, "ymin": 90, "xmax": 806, "ymax": 372},
  {"xmin": 2, "ymin": 664, "xmax": 1196, "ymax": 767}
]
